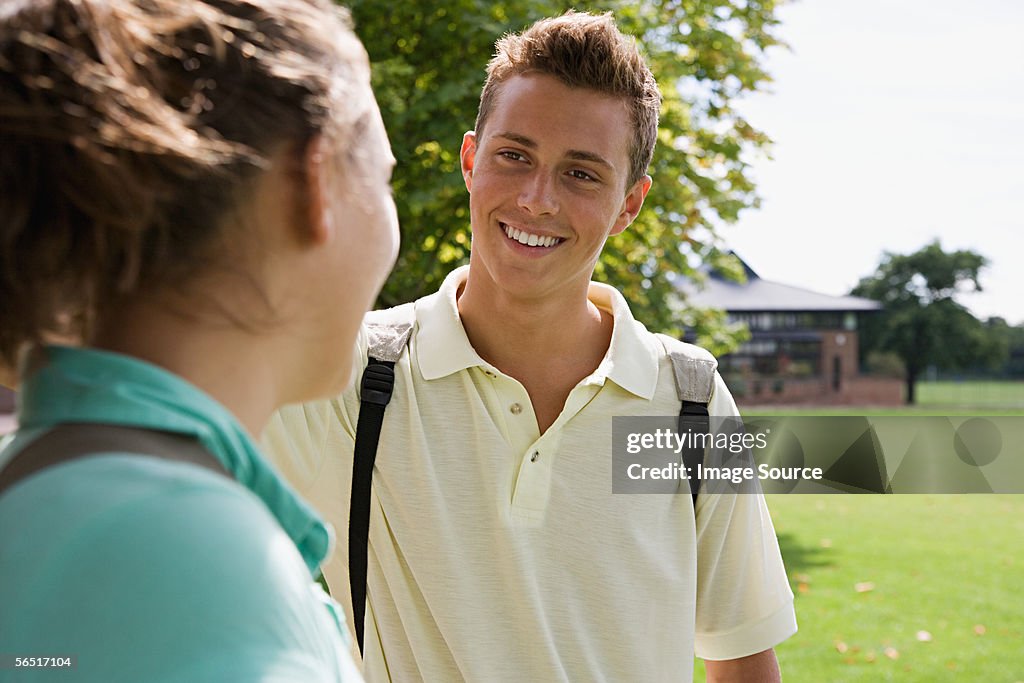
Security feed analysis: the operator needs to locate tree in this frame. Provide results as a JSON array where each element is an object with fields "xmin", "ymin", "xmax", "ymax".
[
  {"xmin": 346, "ymin": 0, "xmax": 784, "ymax": 354},
  {"xmin": 851, "ymin": 241, "xmax": 1005, "ymax": 404},
  {"xmin": 981, "ymin": 317, "xmax": 1024, "ymax": 378}
]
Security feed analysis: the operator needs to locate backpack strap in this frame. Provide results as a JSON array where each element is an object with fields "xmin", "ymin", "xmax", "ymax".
[
  {"xmin": 656, "ymin": 334, "xmax": 717, "ymax": 508},
  {"xmin": 349, "ymin": 302, "xmax": 415, "ymax": 653},
  {"xmin": 0, "ymin": 423, "xmax": 229, "ymax": 498}
]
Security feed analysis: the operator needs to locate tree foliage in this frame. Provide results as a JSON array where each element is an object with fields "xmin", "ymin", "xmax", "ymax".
[
  {"xmin": 977, "ymin": 317, "xmax": 1024, "ymax": 378},
  {"xmin": 346, "ymin": 0, "xmax": 784, "ymax": 354},
  {"xmin": 851, "ymin": 240, "xmax": 1005, "ymax": 403}
]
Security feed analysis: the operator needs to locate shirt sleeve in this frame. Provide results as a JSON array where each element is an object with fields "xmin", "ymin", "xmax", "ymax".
[{"xmin": 693, "ymin": 372, "xmax": 798, "ymax": 660}]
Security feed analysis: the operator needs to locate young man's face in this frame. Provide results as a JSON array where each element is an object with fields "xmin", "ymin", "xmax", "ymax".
[{"xmin": 460, "ymin": 73, "xmax": 651, "ymax": 302}]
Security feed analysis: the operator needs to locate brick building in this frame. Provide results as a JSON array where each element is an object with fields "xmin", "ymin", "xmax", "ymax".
[{"xmin": 683, "ymin": 255, "xmax": 902, "ymax": 406}]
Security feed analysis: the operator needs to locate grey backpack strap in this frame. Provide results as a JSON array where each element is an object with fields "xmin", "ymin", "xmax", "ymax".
[
  {"xmin": 656, "ymin": 334, "xmax": 718, "ymax": 507},
  {"xmin": 0, "ymin": 423, "xmax": 228, "ymax": 498},
  {"xmin": 364, "ymin": 302, "xmax": 416, "ymax": 363},
  {"xmin": 350, "ymin": 302, "xmax": 415, "ymax": 653},
  {"xmin": 656, "ymin": 334, "xmax": 718, "ymax": 405}
]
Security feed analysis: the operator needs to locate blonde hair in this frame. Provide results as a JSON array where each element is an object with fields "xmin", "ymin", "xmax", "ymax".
[
  {"xmin": 474, "ymin": 11, "xmax": 660, "ymax": 187},
  {"xmin": 0, "ymin": 0, "xmax": 371, "ymax": 365}
]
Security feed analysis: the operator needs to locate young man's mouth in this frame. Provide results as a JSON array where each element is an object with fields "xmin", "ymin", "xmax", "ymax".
[{"xmin": 501, "ymin": 222, "xmax": 565, "ymax": 248}]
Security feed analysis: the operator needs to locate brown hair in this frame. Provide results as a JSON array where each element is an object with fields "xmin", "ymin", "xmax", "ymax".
[
  {"xmin": 474, "ymin": 11, "xmax": 660, "ymax": 188},
  {"xmin": 0, "ymin": 0, "xmax": 371, "ymax": 367}
]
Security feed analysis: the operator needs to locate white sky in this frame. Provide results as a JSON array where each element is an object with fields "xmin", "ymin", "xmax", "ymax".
[{"xmin": 726, "ymin": 0, "xmax": 1024, "ymax": 324}]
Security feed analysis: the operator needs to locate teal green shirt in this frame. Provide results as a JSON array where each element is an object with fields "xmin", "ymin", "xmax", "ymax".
[{"xmin": 0, "ymin": 347, "xmax": 363, "ymax": 682}]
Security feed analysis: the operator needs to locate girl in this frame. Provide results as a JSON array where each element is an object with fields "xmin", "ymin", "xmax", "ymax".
[{"xmin": 0, "ymin": 1, "xmax": 397, "ymax": 679}]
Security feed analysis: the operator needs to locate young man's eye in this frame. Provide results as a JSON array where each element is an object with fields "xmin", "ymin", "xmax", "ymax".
[
  {"xmin": 499, "ymin": 150, "xmax": 525, "ymax": 162},
  {"xmin": 569, "ymin": 169, "xmax": 597, "ymax": 182}
]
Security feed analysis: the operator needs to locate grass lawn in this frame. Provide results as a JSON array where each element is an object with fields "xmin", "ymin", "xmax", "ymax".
[
  {"xmin": 693, "ymin": 497, "xmax": 1024, "ymax": 681},
  {"xmin": 740, "ymin": 380, "xmax": 1024, "ymax": 417},
  {"xmin": 743, "ymin": 406, "xmax": 1022, "ymax": 417},
  {"xmin": 743, "ymin": 495, "xmax": 1022, "ymax": 681},
  {"xmin": 694, "ymin": 388, "xmax": 1024, "ymax": 681},
  {"xmin": 916, "ymin": 381, "xmax": 1024, "ymax": 410}
]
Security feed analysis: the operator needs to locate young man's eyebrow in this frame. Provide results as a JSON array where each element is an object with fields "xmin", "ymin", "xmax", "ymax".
[
  {"xmin": 494, "ymin": 132, "xmax": 537, "ymax": 148},
  {"xmin": 565, "ymin": 149, "xmax": 612, "ymax": 169},
  {"xmin": 493, "ymin": 131, "xmax": 613, "ymax": 170}
]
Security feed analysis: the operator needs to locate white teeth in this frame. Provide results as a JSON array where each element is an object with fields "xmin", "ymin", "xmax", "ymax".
[{"xmin": 503, "ymin": 223, "xmax": 561, "ymax": 248}]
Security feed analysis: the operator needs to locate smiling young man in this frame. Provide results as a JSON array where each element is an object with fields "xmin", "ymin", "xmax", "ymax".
[{"xmin": 265, "ymin": 12, "xmax": 796, "ymax": 682}]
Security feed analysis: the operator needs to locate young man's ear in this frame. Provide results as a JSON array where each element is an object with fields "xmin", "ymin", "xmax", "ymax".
[
  {"xmin": 301, "ymin": 135, "xmax": 334, "ymax": 245},
  {"xmin": 460, "ymin": 131, "xmax": 477, "ymax": 192},
  {"xmin": 610, "ymin": 175, "xmax": 653, "ymax": 236}
]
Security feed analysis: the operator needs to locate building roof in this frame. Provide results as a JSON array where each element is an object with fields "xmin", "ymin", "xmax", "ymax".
[{"xmin": 680, "ymin": 254, "xmax": 881, "ymax": 313}]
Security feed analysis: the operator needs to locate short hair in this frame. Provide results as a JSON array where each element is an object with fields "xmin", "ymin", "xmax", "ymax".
[
  {"xmin": 474, "ymin": 11, "xmax": 661, "ymax": 188},
  {"xmin": 0, "ymin": 0, "xmax": 372, "ymax": 366}
]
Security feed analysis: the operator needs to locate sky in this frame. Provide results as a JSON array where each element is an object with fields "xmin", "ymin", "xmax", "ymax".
[{"xmin": 724, "ymin": 0, "xmax": 1024, "ymax": 324}]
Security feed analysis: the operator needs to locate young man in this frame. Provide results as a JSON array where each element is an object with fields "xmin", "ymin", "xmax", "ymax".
[{"xmin": 265, "ymin": 12, "xmax": 796, "ymax": 682}]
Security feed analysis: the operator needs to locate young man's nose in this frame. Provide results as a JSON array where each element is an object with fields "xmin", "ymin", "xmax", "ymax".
[{"xmin": 517, "ymin": 171, "xmax": 559, "ymax": 216}]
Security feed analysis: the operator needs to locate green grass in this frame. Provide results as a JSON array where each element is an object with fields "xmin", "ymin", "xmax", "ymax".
[
  {"xmin": 693, "ymin": 496, "xmax": 1024, "ymax": 681},
  {"xmin": 743, "ymin": 406, "xmax": 1022, "ymax": 417},
  {"xmin": 916, "ymin": 381, "xmax": 1024, "ymax": 410},
  {"xmin": 750, "ymin": 496, "xmax": 1022, "ymax": 681},
  {"xmin": 740, "ymin": 379, "xmax": 1024, "ymax": 417},
  {"xmin": 693, "ymin": 391, "xmax": 1024, "ymax": 681}
]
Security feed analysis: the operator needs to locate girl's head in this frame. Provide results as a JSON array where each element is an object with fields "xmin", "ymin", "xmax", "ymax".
[{"xmin": 1, "ymin": 0, "xmax": 399, "ymax": 398}]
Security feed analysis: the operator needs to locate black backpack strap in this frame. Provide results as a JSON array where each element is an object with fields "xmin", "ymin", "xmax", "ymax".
[
  {"xmin": 348, "ymin": 303, "xmax": 415, "ymax": 654},
  {"xmin": 656, "ymin": 334, "xmax": 718, "ymax": 509},
  {"xmin": 349, "ymin": 359, "xmax": 396, "ymax": 653},
  {"xmin": 678, "ymin": 400, "xmax": 710, "ymax": 508}
]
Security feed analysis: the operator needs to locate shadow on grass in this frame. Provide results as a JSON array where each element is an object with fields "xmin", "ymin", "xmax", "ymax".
[{"xmin": 776, "ymin": 531, "xmax": 834, "ymax": 576}]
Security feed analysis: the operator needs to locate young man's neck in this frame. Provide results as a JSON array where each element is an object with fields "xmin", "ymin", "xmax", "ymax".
[
  {"xmin": 460, "ymin": 269, "xmax": 596, "ymax": 344},
  {"xmin": 456, "ymin": 267, "xmax": 614, "ymax": 402}
]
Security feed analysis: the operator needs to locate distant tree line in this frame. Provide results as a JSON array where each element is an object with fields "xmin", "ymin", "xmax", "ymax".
[{"xmin": 969, "ymin": 317, "xmax": 1024, "ymax": 378}]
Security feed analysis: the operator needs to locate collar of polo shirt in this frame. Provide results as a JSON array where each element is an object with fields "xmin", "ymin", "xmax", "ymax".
[{"xmin": 414, "ymin": 265, "xmax": 660, "ymax": 399}]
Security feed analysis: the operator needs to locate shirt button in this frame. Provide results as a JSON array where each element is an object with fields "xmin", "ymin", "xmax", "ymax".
[
  {"xmin": 531, "ymin": 451, "xmax": 540, "ymax": 462},
  {"xmin": 510, "ymin": 403, "xmax": 522, "ymax": 415}
]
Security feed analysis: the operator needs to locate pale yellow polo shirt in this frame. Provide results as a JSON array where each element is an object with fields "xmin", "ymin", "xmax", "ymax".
[{"xmin": 263, "ymin": 266, "xmax": 796, "ymax": 682}]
